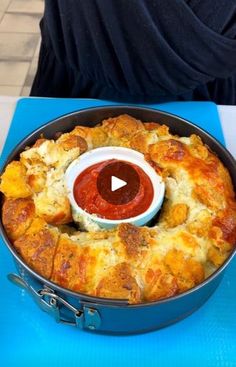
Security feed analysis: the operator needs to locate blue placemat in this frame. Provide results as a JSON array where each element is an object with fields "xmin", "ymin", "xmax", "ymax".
[{"xmin": 0, "ymin": 99, "xmax": 235, "ymax": 367}]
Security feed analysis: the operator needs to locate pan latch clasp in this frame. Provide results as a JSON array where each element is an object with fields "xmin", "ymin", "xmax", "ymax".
[{"xmin": 8, "ymin": 273, "xmax": 101, "ymax": 331}]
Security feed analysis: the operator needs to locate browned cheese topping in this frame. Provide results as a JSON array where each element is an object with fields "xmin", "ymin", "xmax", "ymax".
[{"xmin": 1, "ymin": 115, "xmax": 235, "ymax": 303}]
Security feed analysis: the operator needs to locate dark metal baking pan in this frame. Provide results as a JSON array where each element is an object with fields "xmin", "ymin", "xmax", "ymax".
[{"xmin": 1, "ymin": 106, "xmax": 235, "ymax": 334}]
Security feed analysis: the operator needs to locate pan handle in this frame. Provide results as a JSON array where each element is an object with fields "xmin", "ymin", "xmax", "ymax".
[{"xmin": 7, "ymin": 273, "xmax": 101, "ymax": 331}]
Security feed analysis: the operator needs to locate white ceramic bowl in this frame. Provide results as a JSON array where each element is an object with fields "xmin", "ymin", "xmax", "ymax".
[{"xmin": 65, "ymin": 147, "xmax": 165, "ymax": 229}]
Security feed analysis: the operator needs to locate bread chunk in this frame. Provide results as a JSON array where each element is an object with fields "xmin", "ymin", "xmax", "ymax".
[
  {"xmin": 2, "ymin": 198, "xmax": 35, "ymax": 241},
  {"xmin": 0, "ymin": 161, "xmax": 31, "ymax": 198}
]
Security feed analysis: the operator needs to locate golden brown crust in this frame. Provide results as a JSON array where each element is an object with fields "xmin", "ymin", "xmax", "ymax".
[
  {"xmin": 163, "ymin": 203, "xmax": 189, "ymax": 228},
  {"xmin": 90, "ymin": 127, "xmax": 108, "ymax": 147},
  {"xmin": 51, "ymin": 234, "xmax": 115, "ymax": 294},
  {"xmin": 51, "ymin": 235, "xmax": 84, "ymax": 291},
  {"xmin": 211, "ymin": 209, "xmax": 236, "ymax": 246},
  {"xmin": 144, "ymin": 265, "xmax": 178, "ymax": 301},
  {"xmin": 207, "ymin": 246, "xmax": 228, "ymax": 267},
  {"xmin": 2, "ymin": 198, "xmax": 35, "ymax": 241},
  {"xmin": 143, "ymin": 122, "xmax": 161, "ymax": 131},
  {"xmin": 58, "ymin": 134, "xmax": 88, "ymax": 153},
  {"xmin": 130, "ymin": 130, "xmax": 158, "ymax": 154},
  {"xmin": 155, "ymin": 124, "xmax": 170, "ymax": 137},
  {"xmin": 96, "ymin": 263, "xmax": 141, "ymax": 303},
  {"xmin": 33, "ymin": 138, "xmax": 47, "ymax": 148},
  {"xmin": 149, "ymin": 139, "xmax": 187, "ymax": 164},
  {"xmin": 14, "ymin": 219, "xmax": 59, "ymax": 279},
  {"xmin": 188, "ymin": 134, "xmax": 209, "ymax": 160},
  {"xmin": 70, "ymin": 126, "xmax": 91, "ymax": 139},
  {"xmin": 117, "ymin": 223, "xmax": 150, "ymax": 258},
  {"xmin": 102, "ymin": 114, "xmax": 144, "ymax": 139},
  {"xmin": 187, "ymin": 211, "xmax": 212, "ymax": 238},
  {"xmin": 164, "ymin": 249, "xmax": 205, "ymax": 292},
  {"xmin": 0, "ymin": 161, "xmax": 32, "ymax": 198},
  {"xmin": 0, "ymin": 114, "xmax": 235, "ymax": 304}
]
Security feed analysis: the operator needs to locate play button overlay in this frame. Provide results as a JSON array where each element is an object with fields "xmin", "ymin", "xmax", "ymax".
[
  {"xmin": 97, "ymin": 161, "xmax": 140, "ymax": 205},
  {"xmin": 111, "ymin": 176, "xmax": 127, "ymax": 192}
]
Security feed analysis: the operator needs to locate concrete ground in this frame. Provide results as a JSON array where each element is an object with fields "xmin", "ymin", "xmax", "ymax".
[{"xmin": 0, "ymin": 0, "xmax": 44, "ymax": 96}]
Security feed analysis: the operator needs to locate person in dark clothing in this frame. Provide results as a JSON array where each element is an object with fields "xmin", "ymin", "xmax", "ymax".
[{"xmin": 31, "ymin": 0, "xmax": 236, "ymax": 105}]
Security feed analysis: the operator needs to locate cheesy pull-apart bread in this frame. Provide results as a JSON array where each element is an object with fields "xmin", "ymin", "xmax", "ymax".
[{"xmin": 1, "ymin": 115, "xmax": 235, "ymax": 304}]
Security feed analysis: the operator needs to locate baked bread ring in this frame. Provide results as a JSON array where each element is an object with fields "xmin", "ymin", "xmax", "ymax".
[{"xmin": 1, "ymin": 114, "xmax": 235, "ymax": 303}]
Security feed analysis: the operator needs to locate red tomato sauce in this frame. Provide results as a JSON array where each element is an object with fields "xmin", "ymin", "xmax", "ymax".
[{"xmin": 73, "ymin": 159, "xmax": 154, "ymax": 220}]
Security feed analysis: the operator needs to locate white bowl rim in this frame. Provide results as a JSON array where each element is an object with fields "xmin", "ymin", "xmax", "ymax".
[{"xmin": 65, "ymin": 147, "xmax": 165, "ymax": 225}]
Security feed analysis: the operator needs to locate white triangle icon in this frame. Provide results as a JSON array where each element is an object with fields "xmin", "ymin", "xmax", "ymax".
[{"xmin": 111, "ymin": 176, "xmax": 127, "ymax": 192}]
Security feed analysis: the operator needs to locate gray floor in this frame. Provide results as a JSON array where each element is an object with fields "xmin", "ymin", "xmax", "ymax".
[{"xmin": 0, "ymin": 0, "xmax": 44, "ymax": 96}]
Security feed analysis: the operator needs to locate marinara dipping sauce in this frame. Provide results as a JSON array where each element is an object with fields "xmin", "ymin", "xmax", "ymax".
[{"xmin": 73, "ymin": 159, "xmax": 154, "ymax": 220}]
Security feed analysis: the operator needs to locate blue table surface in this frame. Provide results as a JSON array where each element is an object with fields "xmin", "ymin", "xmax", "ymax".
[{"xmin": 0, "ymin": 99, "xmax": 235, "ymax": 367}]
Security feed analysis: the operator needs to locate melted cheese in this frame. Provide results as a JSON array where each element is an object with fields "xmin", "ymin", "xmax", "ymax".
[{"xmin": 1, "ymin": 114, "xmax": 235, "ymax": 304}]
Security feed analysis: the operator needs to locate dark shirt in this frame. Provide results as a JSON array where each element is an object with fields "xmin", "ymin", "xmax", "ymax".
[{"xmin": 31, "ymin": 0, "xmax": 236, "ymax": 104}]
